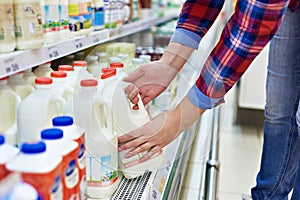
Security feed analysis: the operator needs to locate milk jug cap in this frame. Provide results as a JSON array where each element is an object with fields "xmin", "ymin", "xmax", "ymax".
[
  {"xmin": 51, "ymin": 71, "xmax": 67, "ymax": 78},
  {"xmin": 73, "ymin": 61, "xmax": 88, "ymax": 67},
  {"xmin": 58, "ymin": 65, "xmax": 73, "ymax": 71},
  {"xmin": 0, "ymin": 135, "xmax": 5, "ymax": 145},
  {"xmin": 80, "ymin": 79, "xmax": 98, "ymax": 87},
  {"xmin": 102, "ymin": 67, "xmax": 115, "ymax": 73},
  {"xmin": 52, "ymin": 116, "xmax": 73, "ymax": 126},
  {"xmin": 21, "ymin": 142, "xmax": 46, "ymax": 154},
  {"xmin": 101, "ymin": 69, "xmax": 117, "ymax": 80},
  {"xmin": 35, "ymin": 77, "xmax": 53, "ymax": 85},
  {"xmin": 0, "ymin": 77, "xmax": 8, "ymax": 80},
  {"xmin": 110, "ymin": 62, "xmax": 124, "ymax": 68},
  {"xmin": 41, "ymin": 128, "xmax": 64, "ymax": 140}
]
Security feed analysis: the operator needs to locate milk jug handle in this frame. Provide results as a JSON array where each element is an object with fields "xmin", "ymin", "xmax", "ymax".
[
  {"xmin": 50, "ymin": 95, "xmax": 67, "ymax": 114},
  {"xmin": 14, "ymin": 95, "xmax": 22, "ymax": 122},
  {"xmin": 121, "ymin": 81, "xmax": 147, "ymax": 113},
  {"xmin": 94, "ymin": 94, "xmax": 111, "ymax": 130}
]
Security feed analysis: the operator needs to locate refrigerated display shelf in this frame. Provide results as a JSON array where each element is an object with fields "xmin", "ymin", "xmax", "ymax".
[{"xmin": 0, "ymin": 10, "xmax": 179, "ymax": 79}]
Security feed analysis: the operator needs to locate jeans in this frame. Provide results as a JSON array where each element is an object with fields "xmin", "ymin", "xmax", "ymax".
[{"xmin": 251, "ymin": 8, "xmax": 300, "ymax": 200}]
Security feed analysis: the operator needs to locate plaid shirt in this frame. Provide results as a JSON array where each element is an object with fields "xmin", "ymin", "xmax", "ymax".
[{"xmin": 171, "ymin": 0, "xmax": 299, "ymax": 109}]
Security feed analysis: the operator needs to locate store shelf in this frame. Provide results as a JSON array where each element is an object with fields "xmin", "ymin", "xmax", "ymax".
[{"xmin": 0, "ymin": 10, "xmax": 179, "ymax": 79}]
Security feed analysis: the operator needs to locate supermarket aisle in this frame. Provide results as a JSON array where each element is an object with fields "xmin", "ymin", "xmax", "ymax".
[{"xmin": 179, "ymin": 86, "xmax": 263, "ymax": 200}]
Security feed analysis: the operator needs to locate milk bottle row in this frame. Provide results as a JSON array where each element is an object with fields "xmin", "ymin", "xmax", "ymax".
[{"xmin": 0, "ymin": 54, "xmax": 166, "ymax": 199}]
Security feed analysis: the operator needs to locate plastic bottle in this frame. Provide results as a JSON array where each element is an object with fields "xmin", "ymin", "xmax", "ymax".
[
  {"xmin": 78, "ymin": 0, "xmax": 93, "ymax": 35},
  {"xmin": 34, "ymin": 61, "xmax": 53, "ymax": 77},
  {"xmin": 112, "ymin": 81, "xmax": 166, "ymax": 179},
  {"xmin": 86, "ymin": 55, "xmax": 101, "ymax": 78},
  {"xmin": 17, "ymin": 77, "xmax": 66, "ymax": 145},
  {"xmin": 58, "ymin": 0, "xmax": 70, "ymax": 40},
  {"xmin": 104, "ymin": 0, "xmax": 111, "ymax": 28},
  {"xmin": 0, "ymin": 135, "xmax": 19, "ymax": 180},
  {"xmin": 58, "ymin": 65, "xmax": 74, "ymax": 88},
  {"xmin": 50, "ymin": 71, "xmax": 74, "ymax": 116},
  {"xmin": 2, "ymin": 181, "xmax": 40, "ymax": 200},
  {"xmin": 40, "ymin": 0, "xmax": 60, "ymax": 44},
  {"xmin": 68, "ymin": 0, "xmax": 81, "ymax": 36},
  {"xmin": 13, "ymin": 0, "xmax": 44, "ymax": 50},
  {"xmin": 73, "ymin": 79, "xmax": 119, "ymax": 199},
  {"xmin": 41, "ymin": 128, "xmax": 80, "ymax": 200},
  {"xmin": 52, "ymin": 116, "xmax": 86, "ymax": 200},
  {"xmin": 23, "ymin": 68, "xmax": 37, "ymax": 87},
  {"xmin": 7, "ymin": 71, "xmax": 34, "ymax": 100},
  {"xmin": 0, "ymin": 0, "xmax": 16, "ymax": 53},
  {"xmin": 6, "ymin": 141, "xmax": 63, "ymax": 199},
  {"xmin": 109, "ymin": 62, "xmax": 126, "ymax": 79},
  {"xmin": 72, "ymin": 60, "xmax": 94, "ymax": 89},
  {"xmin": 92, "ymin": 0, "xmax": 105, "ymax": 30},
  {"xmin": 0, "ymin": 77, "xmax": 21, "ymax": 146},
  {"xmin": 96, "ymin": 52, "xmax": 108, "ymax": 69},
  {"xmin": 109, "ymin": 56, "xmax": 121, "ymax": 64}
]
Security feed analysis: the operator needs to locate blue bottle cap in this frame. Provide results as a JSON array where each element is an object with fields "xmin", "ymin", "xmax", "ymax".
[
  {"xmin": 52, "ymin": 116, "xmax": 73, "ymax": 126},
  {"xmin": 41, "ymin": 128, "xmax": 63, "ymax": 140},
  {"xmin": 0, "ymin": 135, "xmax": 5, "ymax": 145},
  {"xmin": 21, "ymin": 142, "xmax": 46, "ymax": 154}
]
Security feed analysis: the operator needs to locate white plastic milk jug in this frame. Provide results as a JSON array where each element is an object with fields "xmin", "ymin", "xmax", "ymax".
[
  {"xmin": 110, "ymin": 62, "xmax": 127, "ymax": 79},
  {"xmin": 6, "ymin": 141, "xmax": 63, "ymax": 199},
  {"xmin": 112, "ymin": 81, "xmax": 166, "ymax": 179},
  {"xmin": 0, "ymin": 135, "xmax": 19, "ymax": 180},
  {"xmin": 17, "ymin": 77, "xmax": 66, "ymax": 145},
  {"xmin": 34, "ymin": 61, "xmax": 53, "ymax": 77},
  {"xmin": 71, "ymin": 61, "xmax": 94, "ymax": 89},
  {"xmin": 41, "ymin": 128, "xmax": 80, "ymax": 200},
  {"xmin": 86, "ymin": 55, "xmax": 101, "ymax": 78},
  {"xmin": 73, "ymin": 79, "xmax": 119, "ymax": 199},
  {"xmin": 0, "ymin": 77, "xmax": 21, "ymax": 145},
  {"xmin": 52, "ymin": 116, "xmax": 86, "ymax": 199},
  {"xmin": 23, "ymin": 68, "xmax": 37, "ymax": 87},
  {"xmin": 8, "ymin": 71, "xmax": 34, "ymax": 100},
  {"xmin": 50, "ymin": 71, "xmax": 75, "ymax": 116}
]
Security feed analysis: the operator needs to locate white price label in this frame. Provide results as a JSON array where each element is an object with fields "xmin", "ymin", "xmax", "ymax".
[
  {"xmin": 48, "ymin": 46, "xmax": 60, "ymax": 59},
  {"xmin": 4, "ymin": 57, "xmax": 20, "ymax": 74},
  {"xmin": 75, "ymin": 39, "xmax": 84, "ymax": 49},
  {"xmin": 92, "ymin": 35, "xmax": 100, "ymax": 44}
]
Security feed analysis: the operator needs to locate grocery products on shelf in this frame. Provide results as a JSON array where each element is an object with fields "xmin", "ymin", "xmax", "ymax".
[
  {"xmin": 7, "ymin": 71, "xmax": 35, "ymax": 100},
  {"xmin": 17, "ymin": 77, "xmax": 66, "ymax": 145}
]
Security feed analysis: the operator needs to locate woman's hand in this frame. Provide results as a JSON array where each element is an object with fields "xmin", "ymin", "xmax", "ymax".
[{"xmin": 118, "ymin": 96, "xmax": 205, "ymax": 162}]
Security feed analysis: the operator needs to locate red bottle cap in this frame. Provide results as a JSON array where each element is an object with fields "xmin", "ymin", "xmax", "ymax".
[
  {"xmin": 50, "ymin": 71, "xmax": 67, "ymax": 78},
  {"xmin": 35, "ymin": 77, "xmax": 53, "ymax": 85},
  {"xmin": 110, "ymin": 62, "xmax": 124, "ymax": 68},
  {"xmin": 73, "ymin": 61, "xmax": 87, "ymax": 67},
  {"xmin": 101, "ymin": 69, "xmax": 117, "ymax": 80},
  {"xmin": 58, "ymin": 65, "xmax": 73, "ymax": 71},
  {"xmin": 80, "ymin": 79, "xmax": 98, "ymax": 87}
]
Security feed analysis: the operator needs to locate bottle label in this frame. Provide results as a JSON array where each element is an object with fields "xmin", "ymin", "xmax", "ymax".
[
  {"xmin": 68, "ymin": 4, "xmax": 80, "ymax": 32},
  {"xmin": 65, "ymin": 159, "xmax": 79, "ymax": 189},
  {"xmin": 78, "ymin": 2, "xmax": 93, "ymax": 30},
  {"xmin": 0, "ymin": 4, "xmax": 15, "ymax": 44},
  {"xmin": 58, "ymin": 5, "xmax": 69, "ymax": 30},
  {"xmin": 76, "ymin": 136, "xmax": 86, "ymax": 199},
  {"xmin": 86, "ymin": 152, "xmax": 118, "ymax": 187},
  {"xmin": 42, "ymin": 4, "xmax": 59, "ymax": 33},
  {"xmin": 104, "ymin": 0, "xmax": 111, "ymax": 28},
  {"xmin": 78, "ymin": 143, "xmax": 86, "ymax": 169},
  {"xmin": 14, "ymin": 3, "xmax": 43, "ymax": 40},
  {"xmin": 51, "ymin": 175, "xmax": 63, "ymax": 200}
]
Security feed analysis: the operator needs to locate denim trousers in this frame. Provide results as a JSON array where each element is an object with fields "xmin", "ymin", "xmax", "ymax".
[{"xmin": 251, "ymin": 8, "xmax": 300, "ymax": 200}]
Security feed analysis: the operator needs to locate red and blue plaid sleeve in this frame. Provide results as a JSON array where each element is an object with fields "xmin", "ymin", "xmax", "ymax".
[
  {"xmin": 170, "ymin": 0, "xmax": 225, "ymax": 49},
  {"xmin": 187, "ymin": 0, "xmax": 290, "ymax": 109}
]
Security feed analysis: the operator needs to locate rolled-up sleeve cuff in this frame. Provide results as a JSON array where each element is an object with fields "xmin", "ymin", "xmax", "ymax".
[
  {"xmin": 187, "ymin": 85, "xmax": 225, "ymax": 109},
  {"xmin": 170, "ymin": 28, "xmax": 201, "ymax": 49}
]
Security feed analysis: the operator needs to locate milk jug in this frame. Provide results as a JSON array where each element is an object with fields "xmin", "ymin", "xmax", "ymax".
[
  {"xmin": 8, "ymin": 71, "xmax": 34, "ymax": 100},
  {"xmin": 6, "ymin": 141, "xmax": 63, "ymax": 199},
  {"xmin": 0, "ymin": 77, "xmax": 21, "ymax": 145},
  {"xmin": 58, "ymin": 0, "xmax": 70, "ymax": 40},
  {"xmin": 41, "ymin": 128, "xmax": 80, "ymax": 200},
  {"xmin": 52, "ymin": 116, "xmax": 86, "ymax": 199},
  {"xmin": 0, "ymin": 135, "xmax": 19, "ymax": 180},
  {"xmin": 0, "ymin": 0, "xmax": 16, "ymax": 53},
  {"xmin": 17, "ymin": 77, "xmax": 66, "ymax": 145},
  {"xmin": 112, "ymin": 81, "xmax": 166, "ymax": 179},
  {"xmin": 72, "ymin": 61, "xmax": 94, "ymax": 89},
  {"xmin": 34, "ymin": 61, "xmax": 53, "ymax": 77},
  {"xmin": 50, "ymin": 71, "xmax": 75, "ymax": 116},
  {"xmin": 73, "ymin": 79, "xmax": 119, "ymax": 199},
  {"xmin": 86, "ymin": 55, "xmax": 101, "ymax": 78},
  {"xmin": 110, "ymin": 62, "xmax": 127, "ymax": 79},
  {"xmin": 23, "ymin": 68, "xmax": 37, "ymax": 87},
  {"xmin": 58, "ymin": 65, "xmax": 74, "ymax": 87},
  {"xmin": 13, "ymin": 0, "xmax": 44, "ymax": 50},
  {"xmin": 1, "ymin": 181, "xmax": 40, "ymax": 200}
]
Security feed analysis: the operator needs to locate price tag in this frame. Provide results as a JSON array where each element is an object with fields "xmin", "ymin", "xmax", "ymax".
[
  {"xmin": 92, "ymin": 35, "xmax": 100, "ymax": 44},
  {"xmin": 4, "ymin": 57, "xmax": 20, "ymax": 73},
  {"xmin": 74, "ymin": 39, "xmax": 84, "ymax": 49},
  {"xmin": 48, "ymin": 46, "xmax": 60, "ymax": 59}
]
